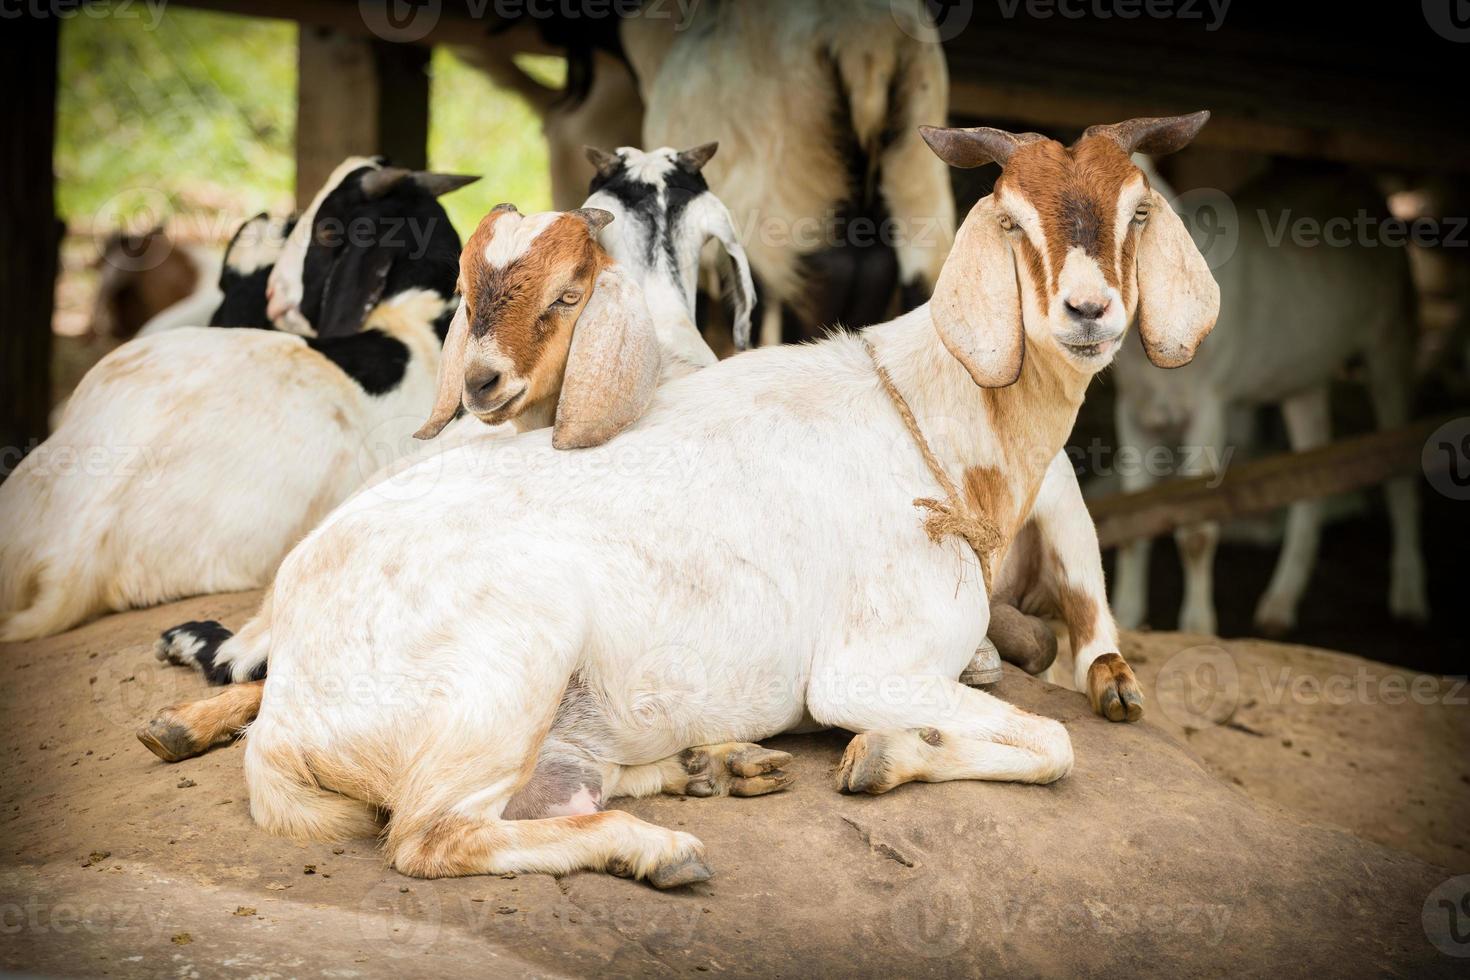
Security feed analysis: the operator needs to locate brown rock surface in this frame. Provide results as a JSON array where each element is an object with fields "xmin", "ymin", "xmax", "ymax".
[{"xmin": 1, "ymin": 592, "xmax": 1466, "ymax": 977}]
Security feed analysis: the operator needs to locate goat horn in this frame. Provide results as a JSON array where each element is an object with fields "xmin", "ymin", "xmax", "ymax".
[
  {"xmin": 919, "ymin": 126, "xmax": 1046, "ymax": 169},
  {"xmin": 585, "ymin": 146, "xmax": 622, "ymax": 177},
  {"xmin": 676, "ymin": 142, "xmax": 719, "ymax": 172},
  {"xmin": 1083, "ymin": 110, "xmax": 1210, "ymax": 157},
  {"xmin": 414, "ymin": 301, "xmax": 472, "ymax": 441}
]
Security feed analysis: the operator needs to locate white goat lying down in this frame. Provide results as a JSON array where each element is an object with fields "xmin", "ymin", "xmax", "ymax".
[
  {"xmin": 142, "ymin": 146, "xmax": 753, "ymax": 726},
  {"xmin": 1111, "ymin": 162, "xmax": 1428, "ymax": 636},
  {"xmin": 239, "ymin": 115, "xmax": 1219, "ymax": 887},
  {"xmin": 0, "ymin": 159, "xmax": 475, "ymax": 642}
]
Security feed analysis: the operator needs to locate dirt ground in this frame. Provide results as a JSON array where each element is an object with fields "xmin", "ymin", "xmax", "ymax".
[{"xmin": 2, "ymin": 591, "xmax": 1468, "ymax": 977}]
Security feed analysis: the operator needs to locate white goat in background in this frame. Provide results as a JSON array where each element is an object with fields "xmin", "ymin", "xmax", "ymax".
[
  {"xmin": 0, "ymin": 159, "xmax": 474, "ymax": 641},
  {"xmin": 1111, "ymin": 160, "xmax": 1428, "ymax": 636},
  {"xmin": 238, "ymin": 115, "xmax": 1218, "ymax": 887}
]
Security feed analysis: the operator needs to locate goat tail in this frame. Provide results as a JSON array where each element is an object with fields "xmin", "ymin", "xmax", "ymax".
[{"xmin": 244, "ymin": 723, "xmax": 382, "ymax": 843}]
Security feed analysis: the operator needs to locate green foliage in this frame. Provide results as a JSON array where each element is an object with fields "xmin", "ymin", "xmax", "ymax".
[
  {"xmin": 56, "ymin": 8, "xmax": 556, "ymax": 243},
  {"xmin": 56, "ymin": 8, "xmax": 297, "ymax": 229},
  {"xmin": 428, "ymin": 49, "xmax": 555, "ymax": 237}
]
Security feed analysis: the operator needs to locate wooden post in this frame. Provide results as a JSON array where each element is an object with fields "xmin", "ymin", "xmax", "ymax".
[
  {"xmin": 0, "ymin": 16, "xmax": 60, "ymax": 471},
  {"xmin": 294, "ymin": 26, "xmax": 429, "ymax": 210}
]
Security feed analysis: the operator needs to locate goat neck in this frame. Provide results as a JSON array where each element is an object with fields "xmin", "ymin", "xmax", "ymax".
[{"xmin": 865, "ymin": 307, "xmax": 1086, "ymax": 544}]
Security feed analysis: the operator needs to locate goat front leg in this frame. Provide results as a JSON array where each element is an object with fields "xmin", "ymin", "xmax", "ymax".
[
  {"xmin": 1110, "ymin": 401, "xmax": 1163, "ymax": 629},
  {"xmin": 1029, "ymin": 453, "xmax": 1140, "ymax": 721},
  {"xmin": 807, "ymin": 665, "xmax": 1074, "ymax": 794},
  {"xmin": 155, "ymin": 591, "xmax": 272, "ymax": 685},
  {"xmin": 1174, "ymin": 398, "xmax": 1227, "ymax": 636}
]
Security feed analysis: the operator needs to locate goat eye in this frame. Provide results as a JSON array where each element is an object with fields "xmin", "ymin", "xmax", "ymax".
[
  {"xmin": 1133, "ymin": 205, "xmax": 1151, "ymax": 224},
  {"xmin": 998, "ymin": 214, "xmax": 1016, "ymax": 232},
  {"xmin": 557, "ymin": 291, "xmax": 582, "ymax": 307}
]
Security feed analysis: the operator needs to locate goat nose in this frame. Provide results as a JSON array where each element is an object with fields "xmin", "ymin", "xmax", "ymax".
[
  {"xmin": 473, "ymin": 370, "xmax": 502, "ymax": 396},
  {"xmin": 1065, "ymin": 296, "xmax": 1110, "ymax": 321}
]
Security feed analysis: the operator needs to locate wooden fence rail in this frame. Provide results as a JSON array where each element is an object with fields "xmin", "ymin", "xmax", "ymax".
[{"xmin": 1089, "ymin": 416, "xmax": 1461, "ymax": 549}]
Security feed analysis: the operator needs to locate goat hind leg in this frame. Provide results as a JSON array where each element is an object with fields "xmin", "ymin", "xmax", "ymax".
[
  {"xmin": 137, "ymin": 680, "xmax": 264, "ymax": 762},
  {"xmin": 390, "ymin": 803, "xmax": 710, "ymax": 889},
  {"xmin": 1254, "ymin": 386, "xmax": 1329, "ymax": 635},
  {"xmin": 1366, "ymin": 331, "xmax": 1429, "ymax": 622}
]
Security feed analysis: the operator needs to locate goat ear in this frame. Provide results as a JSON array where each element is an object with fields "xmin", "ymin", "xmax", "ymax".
[
  {"xmin": 568, "ymin": 207, "xmax": 615, "ymax": 235},
  {"xmin": 677, "ymin": 142, "xmax": 718, "ymax": 172},
  {"xmin": 703, "ymin": 199, "xmax": 756, "ymax": 350},
  {"xmin": 585, "ymin": 145, "xmax": 622, "ymax": 178},
  {"xmin": 553, "ymin": 263, "xmax": 661, "ymax": 449},
  {"xmin": 415, "ymin": 300, "xmax": 471, "ymax": 440},
  {"xmin": 930, "ymin": 195, "xmax": 1024, "ymax": 387},
  {"xmin": 313, "ymin": 240, "xmax": 396, "ymax": 338},
  {"xmin": 1134, "ymin": 188, "xmax": 1219, "ymax": 368}
]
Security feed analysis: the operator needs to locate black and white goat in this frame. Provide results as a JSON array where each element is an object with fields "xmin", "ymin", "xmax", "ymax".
[{"xmin": 0, "ymin": 159, "xmax": 475, "ymax": 642}]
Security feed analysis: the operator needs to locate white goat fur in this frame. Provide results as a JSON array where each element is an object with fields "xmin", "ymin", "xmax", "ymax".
[{"xmin": 1111, "ymin": 160, "xmax": 1428, "ymax": 635}]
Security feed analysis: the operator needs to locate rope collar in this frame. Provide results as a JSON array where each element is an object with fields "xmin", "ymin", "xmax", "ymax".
[{"xmin": 863, "ymin": 338, "xmax": 1004, "ymax": 590}]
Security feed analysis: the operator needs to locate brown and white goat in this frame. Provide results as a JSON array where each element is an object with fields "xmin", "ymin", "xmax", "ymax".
[{"xmin": 236, "ymin": 114, "xmax": 1218, "ymax": 887}]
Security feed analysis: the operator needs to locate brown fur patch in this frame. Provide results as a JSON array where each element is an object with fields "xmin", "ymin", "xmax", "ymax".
[
  {"xmin": 998, "ymin": 136, "xmax": 1142, "ymax": 295},
  {"xmin": 461, "ymin": 213, "xmax": 608, "ymax": 379},
  {"xmin": 1050, "ymin": 551, "xmax": 1099, "ymax": 655}
]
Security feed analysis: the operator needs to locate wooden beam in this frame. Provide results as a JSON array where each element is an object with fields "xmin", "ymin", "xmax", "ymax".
[
  {"xmin": 0, "ymin": 16, "xmax": 60, "ymax": 471},
  {"xmin": 948, "ymin": 79, "xmax": 1470, "ymax": 175},
  {"xmin": 1089, "ymin": 417, "xmax": 1456, "ymax": 549},
  {"xmin": 294, "ymin": 26, "xmax": 430, "ymax": 210}
]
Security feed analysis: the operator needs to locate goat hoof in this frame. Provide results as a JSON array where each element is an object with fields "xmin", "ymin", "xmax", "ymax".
[
  {"xmin": 959, "ymin": 638, "xmax": 1003, "ymax": 687},
  {"xmin": 647, "ymin": 852, "xmax": 713, "ymax": 889},
  {"xmin": 1086, "ymin": 653, "xmax": 1144, "ymax": 723},
  {"xmin": 837, "ymin": 732, "xmax": 901, "ymax": 795},
  {"xmin": 678, "ymin": 743, "xmax": 794, "ymax": 798},
  {"xmin": 136, "ymin": 716, "xmax": 203, "ymax": 762}
]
